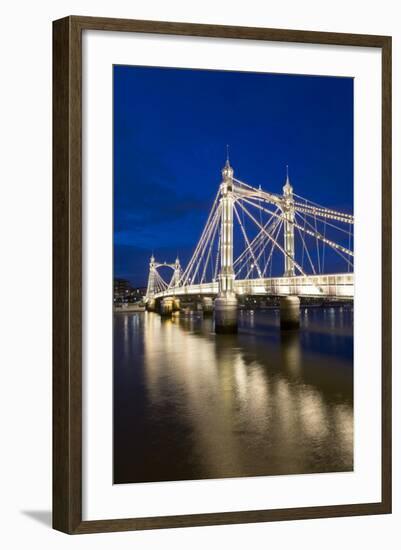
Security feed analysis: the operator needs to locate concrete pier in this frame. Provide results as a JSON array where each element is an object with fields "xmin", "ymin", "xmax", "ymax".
[
  {"xmin": 280, "ymin": 295, "xmax": 300, "ymax": 329},
  {"xmin": 172, "ymin": 298, "xmax": 180, "ymax": 312},
  {"xmin": 214, "ymin": 295, "xmax": 238, "ymax": 334},
  {"xmin": 146, "ymin": 298, "xmax": 156, "ymax": 312},
  {"xmin": 160, "ymin": 297, "xmax": 174, "ymax": 317},
  {"xmin": 202, "ymin": 296, "xmax": 214, "ymax": 316}
]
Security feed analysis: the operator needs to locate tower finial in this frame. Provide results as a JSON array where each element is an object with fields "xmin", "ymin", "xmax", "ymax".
[
  {"xmin": 221, "ymin": 145, "xmax": 234, "ymax": 181},
  {"xmin": 283, "ymin": 164, "xmax": 293, "ymax": 195}
]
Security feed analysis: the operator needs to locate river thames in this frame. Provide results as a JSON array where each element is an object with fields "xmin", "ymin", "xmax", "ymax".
[{"xmin": 113, "ymin": 306, "xmax": 353, "ymax": 484}]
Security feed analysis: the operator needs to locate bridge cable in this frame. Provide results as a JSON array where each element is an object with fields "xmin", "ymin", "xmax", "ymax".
[
  {"xmin": 258, "ymin": 187, "xmax": 267, "ymax": 271},
  {"xmin": 293, "ymin": 193, "xmax": 354, "ymax": 223},
  {"xmin": 235, "ymin": 216, "xmax": 280, "ymax": 279},
  {"xmin": 348, "ymin": 223, "xmax": 352, "ymax": 273},
  {"xmin": 314, "ymin": 210, "xmax": 321, "ymax": 273},
  {"xmin": 213, "ymin": 224, "xmax": 221, "ymax": 283},
  {"xmin": 294, "ymin": 209, "xmax": 353, "ymax": 235},
  {"xmin": 234, "ymin": 207, "xmax": 279, "ymax": 278},
  {"xmin": 261, "ymin": 219, "xmax": 283, "ymax": 277},
  {"xmin": 233, "ymin": 202, "xmax": 262, "ymax": 278},
  {"xmin": 237, "ymin": 182, "xmax": 251, "ymax": 275},
  {"xmin": 234, "ymin": 197, "xmax": 306, "ymax": 276},
  {"xmin": 187, "ymin": 206, "xmax": 221, "ymax": 285},
  {"xmin": 200, "ymin": 208, "xmax": 221, "ymax": 284},
  {"xmin": 295, "ymin": 211, "xmax": 354, "ymax": 269},
  {"xmin": 248, "ymin": 217, "xmax": 282, "ymax": 279},
  {"xmin": 243, "ymin": 196, "xmax": 354, "ymax": 259},
  {"xmin": 294, "ymin": 213, "xmax": 317, "ymax": 275},
  {"xmin": 181, "ymin": 202, "xmax": 220, "ymax": 286},
  {"xmin": 301, "ymin": 203, "xmax": 307, "ymax": 270},
  {"xmin": 233, "ymin": 208, "xmax": 279, "ymax": 269},
  {"xmin": 180, "ymin": 189, "xmax": 221, "ymax": 285},
  {"xmin": 322, "ymin": 219, "xmax": 327, "ymax": 274}
]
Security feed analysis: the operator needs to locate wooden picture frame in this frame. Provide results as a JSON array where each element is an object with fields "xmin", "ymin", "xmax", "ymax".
[{"xmin": 53, "ymin": 15, "xmax": 392, "ymax": 534}]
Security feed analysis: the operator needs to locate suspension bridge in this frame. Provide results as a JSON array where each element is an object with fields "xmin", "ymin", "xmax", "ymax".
[{"xmin": 144, "ymin": 157, "xmax": 354, "ymax": 333}]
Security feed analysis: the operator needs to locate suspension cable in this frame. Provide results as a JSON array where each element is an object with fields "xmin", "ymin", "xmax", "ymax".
[
  {"xmin": 295, "ymin": 210, "xmax": 354, "ymax": 269},
  {"xmin": 234, "ymin": 196, "xmax": 306, "ymax": 276},
  {"xmin": 181, "ymin": 203, "xmax": 220, "ymax": 285},
  {"xmin": 245, "ymin": 218, "xmax": 282, "ymax": 279},
  {"xmin": 260, "ymin": 219, "xmax": 283, "ymax": 278},
  {"xmin": 314, "ymin": 209, "xmax": 321, "ymax": 273},
  {"xmin": 233, "ymin": 207, "xmax": 280, "ymax": 268},
  {"xmin": 200, "ymin": 208, "xmax": 221, "ymax": 283},
  {"xmin": 186, "ymin": 206, "xmax": 221, "ymax": 285},
  {"xmin": 242, "ymin": 196, "xmax": 354, "ymax": 258},
  {"xmin": 233, "ymin": 202, "xmax": 262, "ymax": 278},
  {"xmin": 294, "ymin": 213, "xmax": 316, "ymax": 275},
  {"xmin": 180, "ymin": 188, "xmax": 221, "ymax": 284}
]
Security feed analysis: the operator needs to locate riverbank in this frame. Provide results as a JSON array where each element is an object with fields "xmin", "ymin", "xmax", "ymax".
[{"xmin": 114, "ymin": 303, "xmax": 145, "ymax": 312}]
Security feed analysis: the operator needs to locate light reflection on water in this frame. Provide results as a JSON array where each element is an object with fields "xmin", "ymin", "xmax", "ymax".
[{"xmin": 113, "ymin": 307, "xmax": 353, "ymax": 484}]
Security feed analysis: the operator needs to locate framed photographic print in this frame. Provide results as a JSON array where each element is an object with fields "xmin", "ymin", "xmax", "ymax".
[{"xmin": 53, "ymin": 16, "xmax": 392, "ymax": 534}]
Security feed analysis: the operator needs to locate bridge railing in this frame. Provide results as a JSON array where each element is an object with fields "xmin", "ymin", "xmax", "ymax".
[{"xmin": 235, "ymin": 273, "xmax": 353, "ymax": 298}]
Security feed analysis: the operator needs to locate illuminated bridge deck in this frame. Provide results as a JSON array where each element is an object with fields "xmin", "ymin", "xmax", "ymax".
[{"xmin": 154, "ymin": 273, "xmax": 354, "ymax": 300}]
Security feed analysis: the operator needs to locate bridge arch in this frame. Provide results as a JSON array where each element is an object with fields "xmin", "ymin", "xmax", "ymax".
[{"xmin": 145, "ymin": 255, "xmax": 181, "ymax": 301}]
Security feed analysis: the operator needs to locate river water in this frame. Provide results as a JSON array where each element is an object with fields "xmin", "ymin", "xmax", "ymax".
[{"xmin": 113, "ymin": 307, "xmax": 353, "ymax": 484}]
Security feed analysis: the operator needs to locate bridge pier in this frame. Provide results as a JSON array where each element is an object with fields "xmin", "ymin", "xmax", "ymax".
[
  {"xmin": 214, "ymin": 295, "xmax": 238, "ymax": 334},
  {"xmin": 172, "ymin": 298, "xmax": 180, "ymax": 312},
  {"xmin": 146, "ymin": 298, "xmax": 156, "ymax": 312},
  {"xmin": 160, "ymin": 297, "xmax": 174, "ymax": 317},
  {"xmin": 202, "ymin": 296, "xmax": 213, "ymax": 316},
  {"xmin": 280, "ymin": 295, "xmax": 300, "ymax": 329}
]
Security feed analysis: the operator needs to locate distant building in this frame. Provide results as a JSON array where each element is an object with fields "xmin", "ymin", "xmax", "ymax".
[
  {"xmin": 114, "ymin": 279, "xmax": 146, "ymax": 304},
  {"xmin": 131, "ymin": 287, "xmax": 147, "ymax": 302},
  {"xmin": 114, "ymin": 278, "xmax": 132, "ymax": 303}
]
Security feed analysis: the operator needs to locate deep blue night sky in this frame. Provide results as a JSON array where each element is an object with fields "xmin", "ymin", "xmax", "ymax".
[{"xmin": 113, "ymin": 65, "xmax": 353, "ymax": 287}]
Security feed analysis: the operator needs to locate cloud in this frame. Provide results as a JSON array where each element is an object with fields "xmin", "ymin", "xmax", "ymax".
[{"xmin": 114, "ymin": 176, "xmax": 211, "ymax": 247}]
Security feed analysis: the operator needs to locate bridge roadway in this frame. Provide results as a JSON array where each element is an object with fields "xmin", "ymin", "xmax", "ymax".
[{"xmin": 153, "ymin": 273, "xmax": 354, "ymax": 301}]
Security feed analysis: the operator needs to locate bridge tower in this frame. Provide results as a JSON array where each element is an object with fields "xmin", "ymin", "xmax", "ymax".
[
  {"xmin": 171, "ymin": 256, "xmax": 181, "ymax": 312},
  {"xmin": 145, "ymin": 254, "xmax": 156, "ymax": 310},
  {"xmin": 173, "ymin": 257, "xmax": 181, "ymax": 287},
  {"xmin": 146, "ymin": 254, "xmax": 156, "ymax": 297},
  {"xmin": 281, "ymin": 168, "xmax": 300, "ymax": 328},
  {"xmin": 214, "ymin": 157, "xmax": 238, "ymax": 333},
  {"xmin": 282, "ymin": 167, "xmax": 296, "ymax": 277}
]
